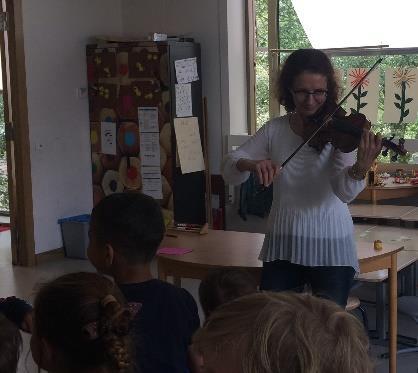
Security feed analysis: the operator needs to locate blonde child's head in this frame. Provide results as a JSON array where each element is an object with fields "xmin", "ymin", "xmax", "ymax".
[
  {"xmin": 194, "ymin": 291, "xmax": 373, "ymax": 373},
  {"xmin": 31, "ymin": 272, "xmax": 133, "ymax": 373}
]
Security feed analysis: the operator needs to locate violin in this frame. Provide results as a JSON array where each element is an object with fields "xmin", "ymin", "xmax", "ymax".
[
  {"xmin": 304, "ymin": 105, "xmax": 407, "ymax": 162},
  {"xmin": 280, "ymin": 58, "xmax": 407, "ymax": 168}
]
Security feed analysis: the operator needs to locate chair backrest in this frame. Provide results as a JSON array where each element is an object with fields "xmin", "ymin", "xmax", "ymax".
[{"xmin": 398, "ymin": 296, "xmax": 418, "ymax": 323}]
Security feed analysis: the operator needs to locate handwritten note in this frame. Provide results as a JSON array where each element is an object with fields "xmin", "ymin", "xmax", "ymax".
[
  {"xmin": 100, "ymin": 122, "xmax": 116, "ymax": 155},
  {"xmin": 174, "ymin": 57, "xmax": 199, "ymax": 83},
  {"xmin": 174, "ymin": 117, "xmax": 205, "ymax": 174},
  {"xmin": 138, "ymin": 107, "xmax": 159, "ymax": 132},
  {"xmin": 175, "ymin": 84, "xmax": 193, "ymax": 117}
]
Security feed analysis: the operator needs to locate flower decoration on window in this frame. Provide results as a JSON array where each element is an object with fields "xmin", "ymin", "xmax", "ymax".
[
  {"xmin": 393, "ymin": 67, "xmax": 416, "ymax": 124},
  {"xmin": 348, "ymin": 68, "xmax": 370, "ymax": 115}
]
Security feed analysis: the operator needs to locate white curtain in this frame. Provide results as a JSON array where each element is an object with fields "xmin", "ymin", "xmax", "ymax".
[{"xmin": 291, "ymin": 0, "xmax": 418, "ymax": 49}]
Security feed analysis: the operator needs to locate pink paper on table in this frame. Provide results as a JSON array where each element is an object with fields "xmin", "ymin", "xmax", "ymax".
[{"xmin": 157, "ymin": 247, "xmax": 193, "ymax": 255}]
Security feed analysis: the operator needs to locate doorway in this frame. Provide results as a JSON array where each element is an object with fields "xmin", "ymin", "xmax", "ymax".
[{"xmin": 0, "ymin": 0, "xmax": 35, "ymax": 266}]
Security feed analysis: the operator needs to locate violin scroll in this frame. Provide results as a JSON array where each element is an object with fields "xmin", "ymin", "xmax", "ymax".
[{"xmin": 381, "ymin": 136, "xmax": 406, "ymax": 162}]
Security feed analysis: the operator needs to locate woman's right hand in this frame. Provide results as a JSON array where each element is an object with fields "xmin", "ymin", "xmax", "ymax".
[{"xmin": 236, "ymin": 159, "xmax": 281, "ymax": 186}]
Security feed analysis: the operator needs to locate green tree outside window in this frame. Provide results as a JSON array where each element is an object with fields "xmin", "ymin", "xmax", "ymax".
[{"xmin": 254, "ymin": 0, "xmax": 418, "ymax": 164}]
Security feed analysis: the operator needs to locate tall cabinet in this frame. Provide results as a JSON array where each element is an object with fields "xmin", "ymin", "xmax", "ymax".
[{"xmin": 86, "ymin": 40, "xmax": 206, "ymax": 224}]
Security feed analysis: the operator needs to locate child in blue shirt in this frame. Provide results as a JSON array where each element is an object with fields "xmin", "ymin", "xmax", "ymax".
[{"xmin": 88, "ymin": 192, "xmax": 200, "ymax": 373}]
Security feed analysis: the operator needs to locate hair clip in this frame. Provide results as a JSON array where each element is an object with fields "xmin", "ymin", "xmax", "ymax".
[
  {"xmin": 82, "ymin": 301, "xmax": 141, "ymax": 340},
  {"xmin": 127, "ymin": 302, "xmax": 142, "ymax": 319},
  {"xmin": 101, "ymin": 294, "xmax": 118, "ymax": 308},
  {"xmin": 82, "ymin": 321, "xmax": 99, "ymax": 340}
]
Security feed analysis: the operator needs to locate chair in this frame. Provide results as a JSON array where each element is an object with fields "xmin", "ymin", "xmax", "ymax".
[
  {"xmin": 396, "ymin": 295, "xmax": 418, "ymax": 355},
  {"xmin": 346, "ymin": 295, "xmax": 369, "ymax": 332}
]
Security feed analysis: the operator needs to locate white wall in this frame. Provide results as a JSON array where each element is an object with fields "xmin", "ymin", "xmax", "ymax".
[
  {"xmin": 22, "ymin": 0, "xmax": 123, "ymax": 253},
  {"xmin": 20, "ymin": 0, "xmax": 247, "ymax": 253}
]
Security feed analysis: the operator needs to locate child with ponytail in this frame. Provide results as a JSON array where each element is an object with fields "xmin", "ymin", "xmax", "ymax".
[{"xmin": 30, "ymin": 272, "xmax": 136, "ymax": 373}]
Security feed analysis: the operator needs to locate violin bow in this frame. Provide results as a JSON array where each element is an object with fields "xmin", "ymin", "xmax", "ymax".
[{"xmin": 280, "ymin": 57, "xmax": 383, "ymax": 169}]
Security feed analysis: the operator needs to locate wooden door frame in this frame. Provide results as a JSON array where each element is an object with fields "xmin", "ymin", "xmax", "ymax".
[
  {"xmin": 245, "ymin": 0, "xmax": 257, "ymax": 134},
  {"xmin": 246, "ymin": 0, "xmax": 280, "ymax": 134},
  {"xmin": 0, "ymin": 0, "xmax": 35, "ymax": 266}
]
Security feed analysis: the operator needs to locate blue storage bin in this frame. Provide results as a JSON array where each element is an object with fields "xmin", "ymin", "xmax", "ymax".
[{"xmin": 58, "ymin": 214, "xmax": 91, "ymax": 259}]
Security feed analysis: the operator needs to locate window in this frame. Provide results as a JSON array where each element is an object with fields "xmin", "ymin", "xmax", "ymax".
[{"xmin": 251, "ymin": 0, "xmax": 418, "ymax": 163}]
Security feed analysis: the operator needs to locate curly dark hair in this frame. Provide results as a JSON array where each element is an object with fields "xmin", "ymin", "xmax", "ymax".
[
  {"xmin": 0, "ymin": 315, "xmax": 21, "ymax": 373},
  {"xmin": 277, "ymin": 49, "xmax": 340, "ymax": 113}
]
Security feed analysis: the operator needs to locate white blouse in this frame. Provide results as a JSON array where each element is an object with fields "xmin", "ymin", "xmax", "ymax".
[{"xmin": 222, "ymin": 115, "xmax": 366, "ymax": 272}]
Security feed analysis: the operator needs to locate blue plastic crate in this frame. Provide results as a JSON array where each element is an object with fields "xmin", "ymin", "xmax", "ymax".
[{"xmin": 58, "ymin": 214, "xmax": 91, "ymax": 259}]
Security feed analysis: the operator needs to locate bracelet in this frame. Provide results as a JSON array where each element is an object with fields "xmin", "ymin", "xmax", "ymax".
[{"xmin": 349, "ymin": 163, "xmax": 368, "ymax": 180}]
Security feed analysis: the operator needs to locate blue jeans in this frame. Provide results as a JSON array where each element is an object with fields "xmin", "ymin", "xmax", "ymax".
[{"xmin": 260, "ymin": 259, "xmax": 355, "ymax": 307}]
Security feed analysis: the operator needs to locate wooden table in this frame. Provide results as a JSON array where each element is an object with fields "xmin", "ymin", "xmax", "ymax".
[
  {"xmin": 349, "ymin": 204, "xmax": 417, "ymax": 220},
  {"xmin": 355, "ymin": 223, "xmax": 418, "ymax": 304},
  {"xmin": 356, "ymin": 178, "xmax": 418, "ymax": 204},
  {"xmin": 158, "ymin": 229, "xmax": 403, "ymax": 373},
  {"xmin": 400, "ymin": 207, "xmax": 418, "ymax": 223},
  {"xmin": 354, "ymin": 224, "xmax": 418, "ymax": 252}
]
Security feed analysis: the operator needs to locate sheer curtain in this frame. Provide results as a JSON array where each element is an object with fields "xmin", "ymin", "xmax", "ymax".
[{"xmin": 291, "ymin": 0, "xmax": 418, "ymax": 49}]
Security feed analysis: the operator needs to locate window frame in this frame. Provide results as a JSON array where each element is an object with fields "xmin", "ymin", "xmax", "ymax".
[
  {"xmin": 245, "ymin": 0, "xmax": 257, "ymax": 134},
  {"xmin": 246, "ymin": 0, "xmax": 418, "ymax": 160}
]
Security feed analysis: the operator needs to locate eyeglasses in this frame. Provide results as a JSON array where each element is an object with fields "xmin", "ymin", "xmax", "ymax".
[{"xmin": 291, "ymin": 89, "xmax": 328, "ymax": 100}]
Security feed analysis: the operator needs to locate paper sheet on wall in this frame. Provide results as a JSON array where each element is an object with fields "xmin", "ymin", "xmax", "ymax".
[
  {"xmin": 175, "ymin": 84, "xmax": 193, "ymax": 117},
  {"xmin": 383, "ymin": 67, "xmax": 418, "ymax": 124},
  {"xmin": 334, "ymin": 68, "xmax": 344, "ymax": 88},
  {"xmin": 345, "ymin": 68, "xmax": 379, "ymax": 123},
  {"xmin": 174, "ymin": 117, "xmax": 205, "ymax": 174},
  {"xmin": 138, "ymin": 107, "xmax": 159, "ymax": 132},
  {"xmin": 139, "ymin": 132, "xmax": 161, "ymax": 166},
  {"xmin": 174, "ymin": 57, "xmax": 199, "ymax": 83},
  {"xmin": 100, "ymin": 122, "xmax": 116, "ymax": 155},
  {"xmin": 141, "ymin": 166, "xmax": 163, "ymax": 199}
]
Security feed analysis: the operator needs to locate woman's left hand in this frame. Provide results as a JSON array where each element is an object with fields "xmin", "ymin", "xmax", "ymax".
[{"xmin": 356, "ymin": 129, "xmax": 382, "ymax": 170}]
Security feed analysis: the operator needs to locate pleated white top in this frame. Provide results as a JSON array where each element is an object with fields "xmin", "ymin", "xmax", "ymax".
[{"xmin": 222, "ymin": 115, "xmax": 365, "ymax": 272}]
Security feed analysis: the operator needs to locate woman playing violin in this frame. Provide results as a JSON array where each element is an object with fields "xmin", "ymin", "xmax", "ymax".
[{"xmin": 222, "ymin": 49, "xmax": 382, "ymax": 307}]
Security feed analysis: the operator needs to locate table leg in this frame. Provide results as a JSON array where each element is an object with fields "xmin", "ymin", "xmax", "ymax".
[
  {"xmin": 375, "ymin": 282, "xmax": 387, "ymax": 341},
  {"xmin": 173, "ymin": 276, "xmax": 181, "ymax": 287},
  {"xmin": 371, "ymin": 189, "xmax": 377, "ymax": 204},
  {"xmin": 158, "ymin": 261, "xmax": 167, "ymax": 281},
  {"xmin": 389, "ymin": 253, "xmax": 398, "ymax": 373}
]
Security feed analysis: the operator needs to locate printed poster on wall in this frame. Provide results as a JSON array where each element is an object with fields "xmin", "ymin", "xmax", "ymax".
[
  {"xmin": 100, "ymin": 122, "xmax": 116, "ymax": 155},
  {"xmin": 138, "ymin": 106, "xmax": 163, "ymax": 197},
  {"xmin": 139, "ymin": 132, "xmax": 161, "ymax": 167},
  {"xmin": 138, "ymin": 107, "xmax": 159, "ymax": 132},
  {"xmin": 141, "ymin": 166, "xmax": 163, "ymax": 200}
]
